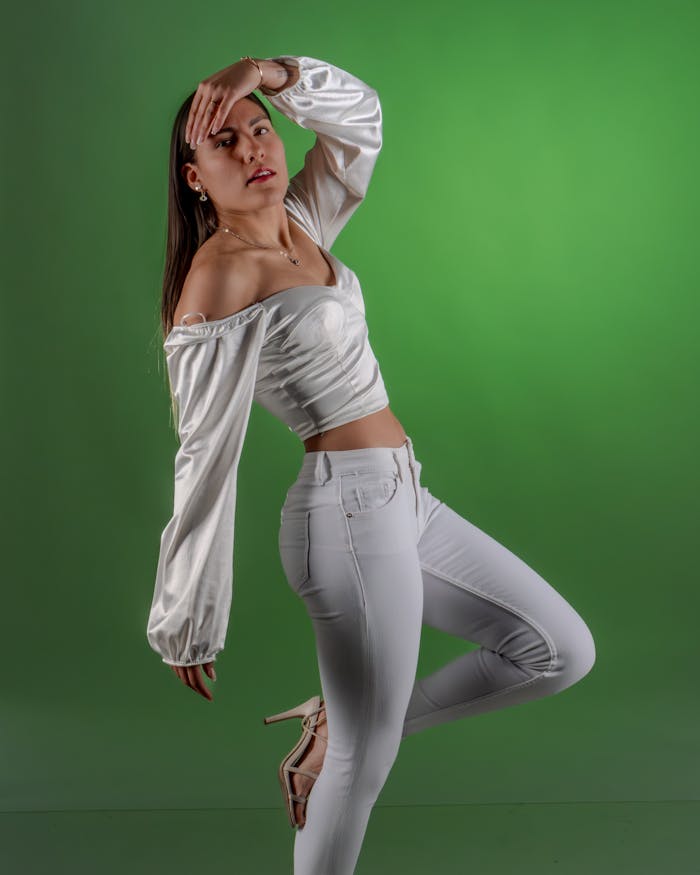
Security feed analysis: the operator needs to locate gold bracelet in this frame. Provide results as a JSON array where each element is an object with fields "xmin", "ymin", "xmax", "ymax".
[
  {"xmin": 240, "ymin": 55, "xmax": 264, "ymax": 88},
  {"xmin": 257, "ymin": 57, "xmax": 292, "ymax": 96}
]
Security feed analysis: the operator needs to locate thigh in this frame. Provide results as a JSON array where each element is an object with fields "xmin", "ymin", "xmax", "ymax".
[
  {"xmin": 279, "ymin": 468, "xmax": 425, "ymax": 747},
  {"xmin": 416, "ymin": 495, "xmax": 594, "ymax": 671}
]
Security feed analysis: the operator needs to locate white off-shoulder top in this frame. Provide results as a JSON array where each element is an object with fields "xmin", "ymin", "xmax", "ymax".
[{"xmin": 147, "ymin": 54, "xmax": 390, "ymax": 666}]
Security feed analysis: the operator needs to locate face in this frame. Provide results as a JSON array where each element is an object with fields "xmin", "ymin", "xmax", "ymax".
[{"xmin": 181, "ymin": 97, "xmax": 288, "ymax": 210}]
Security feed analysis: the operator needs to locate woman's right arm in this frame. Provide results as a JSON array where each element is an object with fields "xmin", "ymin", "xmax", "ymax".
[{"xmin": 147, "ymin": 305, "xmax": 267, "ymax": 671}]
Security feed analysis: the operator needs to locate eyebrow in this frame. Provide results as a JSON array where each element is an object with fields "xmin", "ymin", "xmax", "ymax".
[{"xmin": 211, "ymin": 115, "xmax": 268, "ymax": 136}]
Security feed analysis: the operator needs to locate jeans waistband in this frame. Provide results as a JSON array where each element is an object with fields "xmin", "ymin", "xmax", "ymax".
[{"xmin": 299, "ymin": 434, "xmax": 417, "ymax": 487}]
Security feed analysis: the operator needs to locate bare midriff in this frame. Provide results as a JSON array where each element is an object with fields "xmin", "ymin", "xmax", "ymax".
[{"xmin": 302, "ymin": 406, "xmax": 407, "ymax": 452}]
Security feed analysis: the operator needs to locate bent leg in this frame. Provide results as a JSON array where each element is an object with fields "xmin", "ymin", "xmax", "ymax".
[{"xmin": 402, "ymin": 498, "xmax": 596, "ymax": 738}]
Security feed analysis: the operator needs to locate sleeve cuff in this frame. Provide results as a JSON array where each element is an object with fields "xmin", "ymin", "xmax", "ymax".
[{"xmin": 162, "ymin": 655, "xmax": 218, "ymax": 667}]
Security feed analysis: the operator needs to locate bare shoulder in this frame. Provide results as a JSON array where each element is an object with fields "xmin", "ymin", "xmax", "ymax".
[{"xmin": 173, "ymin": 248, "xmax": 260, "ymax": 327}]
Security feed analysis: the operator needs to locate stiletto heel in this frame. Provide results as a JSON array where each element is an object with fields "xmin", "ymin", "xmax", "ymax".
[
  {"xmin": 263, "ymin": 695, "xmax": 321, "ymax": 725},
  {"xmin": 263, "ymin": 694, "xmax": 327, "ymax": 829}
]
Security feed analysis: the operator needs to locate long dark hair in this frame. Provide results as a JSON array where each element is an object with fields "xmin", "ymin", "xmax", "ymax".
[
  {"xmin": 156, "ymin": 89, "xmax": 273, "ymax": 431},
  {"xmin": 161, "ymin": 89, "xmax": 273, "ymax": 340}
]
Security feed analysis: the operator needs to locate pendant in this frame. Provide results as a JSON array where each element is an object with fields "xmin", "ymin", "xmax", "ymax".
[{"xmin": 290, "ymin": 257, "xmax": 301, "ymax": 265}]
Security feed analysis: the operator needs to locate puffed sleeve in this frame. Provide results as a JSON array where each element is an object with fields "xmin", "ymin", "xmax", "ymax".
[
  {"xmin": 262, "ymin": 55, "xmax": 382, "ymax": 251},
  {"xmin": 147, "ymin": 306, "xmax": 267, "ymax": 667}
]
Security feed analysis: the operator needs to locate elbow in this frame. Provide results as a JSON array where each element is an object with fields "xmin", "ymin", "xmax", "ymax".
[{"xmin": 367, "ymin": 94, "xmax": 382, "ymax": 158}]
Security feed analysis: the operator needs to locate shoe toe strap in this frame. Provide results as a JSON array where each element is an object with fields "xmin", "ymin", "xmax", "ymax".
[{"xmin": 286, "ymin": 764, "xmax": 320, "ymax": 779}]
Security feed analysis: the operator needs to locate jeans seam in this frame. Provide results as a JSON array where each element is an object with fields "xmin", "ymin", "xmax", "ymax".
[
  {"xmin": 418, "ymin": 561, "xmax": 558, "ymax": 675},
  {"xmin": 327, "ymin": 509, "xmax": 373, "ymax": 872},
  {"xmin": 402, "ymin": 671, "xmax": 548, "ymax": 732}
]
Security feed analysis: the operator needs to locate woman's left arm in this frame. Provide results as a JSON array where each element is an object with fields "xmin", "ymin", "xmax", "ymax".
[{"xmin": 259, "ymin": 55, "xmax": 383, "ymax": 251}]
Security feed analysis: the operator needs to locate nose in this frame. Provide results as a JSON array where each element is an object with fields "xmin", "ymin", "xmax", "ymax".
[{"xmin": 233, "ymin": 134, "xmax": 264, "ymax": 164}]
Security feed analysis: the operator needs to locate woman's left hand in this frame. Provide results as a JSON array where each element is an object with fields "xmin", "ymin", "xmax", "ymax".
[{"xmin": 186, "ymin": 58, "xmax": 263, "ymax": 148}]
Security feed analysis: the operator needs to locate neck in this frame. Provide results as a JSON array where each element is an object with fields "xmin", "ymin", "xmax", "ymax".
[{"xmin": 216, "ymin": 202, "xmax": 295, "ymax": 250}]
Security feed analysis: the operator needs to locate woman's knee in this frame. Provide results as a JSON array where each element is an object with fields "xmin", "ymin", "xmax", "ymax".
[
  {"xmin": 334, "ymin": 715, "xmax": 404, "ymax": 800},
  {"xmin": 553, "ymin": 614, "xmax": 596, "ymax": 689},
  {"xmin": 357, "ymin": 736, "xmax": 402, "ymax": 800},
  {"xmin": 571, "ymin": 618, "xmax": 596, "ymax": 679}
]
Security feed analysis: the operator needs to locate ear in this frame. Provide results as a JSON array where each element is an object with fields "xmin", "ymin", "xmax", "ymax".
[{"xmin": 180, "ymin": 162, "xmax": 198, "ymax": 190}]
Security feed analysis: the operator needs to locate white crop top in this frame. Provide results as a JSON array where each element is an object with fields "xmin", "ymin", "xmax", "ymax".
[{"xmin": 147, "ymin": 54, "xmax": 390, "ymax": 666}]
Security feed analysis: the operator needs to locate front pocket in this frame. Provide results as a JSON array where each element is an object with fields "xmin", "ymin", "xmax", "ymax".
[
  {"xmin": 339, "ymin": 469, "xmax": 401, "ymax": 517},
  {"xmin": 278, "ymin": 510, "xmax": 311, "ymax": 594}
]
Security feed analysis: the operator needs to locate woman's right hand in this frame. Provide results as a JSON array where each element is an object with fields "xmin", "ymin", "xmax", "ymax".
[
  {"xmin": 170, "ymin": 661, "xmax": 217, "ymax": 702},
  {"xmin": 186, "ymin": 58, "xmax": 266, "ymax": 148}
]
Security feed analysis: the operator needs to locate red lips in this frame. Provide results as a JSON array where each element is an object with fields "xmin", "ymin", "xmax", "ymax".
[{"xmin": 247, "ymin": 166, "xmax": 276, "ymax": 183}]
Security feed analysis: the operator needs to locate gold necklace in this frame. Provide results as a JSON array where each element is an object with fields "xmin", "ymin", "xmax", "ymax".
[{"xmin": 213, "ymin": 224, "xmax": 302, "ymax": 265}]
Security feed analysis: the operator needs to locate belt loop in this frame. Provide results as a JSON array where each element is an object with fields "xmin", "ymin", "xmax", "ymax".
[
  {"xmin": 391, "ymin": 448, "xmax": 404, "ymax": 482},
  {"xmin": 406, "ymin": 446, "xmax": 419, "ymax": 518}
]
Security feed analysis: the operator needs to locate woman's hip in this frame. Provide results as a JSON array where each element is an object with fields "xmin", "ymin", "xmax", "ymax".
[
  {"xmin": 278, "ymin": 435, "xmax": 428, "ymax": 597},
  {"xmin": 280, "ymin": 434, "xmax": 439, "ymax": 529}
]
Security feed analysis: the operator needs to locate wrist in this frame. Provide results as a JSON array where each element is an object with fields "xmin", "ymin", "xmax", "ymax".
[{"xmin": 257, "ymin": 57, "xmax": 299, "ymax": 95}]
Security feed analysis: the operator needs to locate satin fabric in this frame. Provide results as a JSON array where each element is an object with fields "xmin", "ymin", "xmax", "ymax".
[{"xmin": 148, "ymin": 55, "xmax": 389, "ymax": 666}]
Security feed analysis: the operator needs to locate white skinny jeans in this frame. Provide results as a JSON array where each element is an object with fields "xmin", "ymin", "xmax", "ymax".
[{"xmin": 278, "ymin": 435, "xmax": 596, "ymax": 874}]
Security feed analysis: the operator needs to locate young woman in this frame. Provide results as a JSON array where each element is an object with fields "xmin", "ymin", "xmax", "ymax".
[{"xmin": 147, "ymin": 54, "xmax": 596, "ymax": 874}]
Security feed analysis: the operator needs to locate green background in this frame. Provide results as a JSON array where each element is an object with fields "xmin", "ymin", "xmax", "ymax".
[{"xmin": 2, "ymin": 0, "xmax": 698, "ymax": 872}]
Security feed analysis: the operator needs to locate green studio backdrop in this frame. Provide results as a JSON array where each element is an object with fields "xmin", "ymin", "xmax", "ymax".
[{"xmin": 2, "ymin": 0, "xmax": 698, "ymax": 872}]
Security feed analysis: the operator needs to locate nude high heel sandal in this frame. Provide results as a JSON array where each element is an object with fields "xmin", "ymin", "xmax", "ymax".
[{"xmin": 263, "ymin": 694, "xmax": 327, "ymax": 829}]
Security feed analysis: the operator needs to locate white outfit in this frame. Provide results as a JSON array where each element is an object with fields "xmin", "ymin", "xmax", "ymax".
[
  {"xmin": 147, "ymin": 55, "xmax": 390, "ymax": 667},
  {"xmin": 146, "ymin": 55, "xmax": 596, "ymax": 875}
]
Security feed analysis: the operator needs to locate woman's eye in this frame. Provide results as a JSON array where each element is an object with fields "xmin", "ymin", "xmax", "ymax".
[{"xmin": 215, "ymin": 127, "xmax": 270, "ymax": 148}]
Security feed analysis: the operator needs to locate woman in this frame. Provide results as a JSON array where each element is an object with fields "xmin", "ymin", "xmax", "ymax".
[{"xmin": 147, "ymin": 54, "xmax": 596, "ymax": 874}]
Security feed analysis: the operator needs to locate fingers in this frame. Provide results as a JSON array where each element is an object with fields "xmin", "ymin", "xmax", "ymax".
[
  {"xmin": 186, "ymin": 61, "xmax": 258, "ymax": 147},
  {"xmin": 186, "ymin": 88, "xmax": 211, "ymax": 147},
  {"xmin": 171, "ymin": 662, "xmax": 215, "ymax": 701},
  {"xmin": 187, "ymin": 89, "xmax": 229, "ymax": 148},
  {"xmin": 208, "ymin": 99, "xmax": 232, "ymax": 137},
  {"xmin": 186, "ymin": 665, "xmax": 213, "ymax": 701},
  {"xmin": 185, "ymin": 90, "xmax": 201, "ymax": 145}
]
